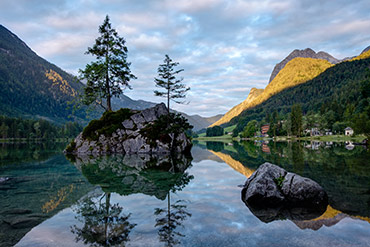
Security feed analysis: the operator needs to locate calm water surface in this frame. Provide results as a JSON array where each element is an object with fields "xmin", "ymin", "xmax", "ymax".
[{"xmin": 0, "ymin": 141, "xmax": 369, "ymax": 247}]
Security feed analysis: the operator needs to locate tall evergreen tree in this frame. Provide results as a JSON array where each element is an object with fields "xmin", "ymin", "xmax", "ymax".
[
  {"xmin": 291, "ymin": 104, "xmax": 303, "ymax": 136},
  {"xmin": 79, "ymin": 15, "xmax": 136, "ymax": 112},
  {"xmin": 154, "ymin": 55, "xmax": 190, "ymax": 113}
]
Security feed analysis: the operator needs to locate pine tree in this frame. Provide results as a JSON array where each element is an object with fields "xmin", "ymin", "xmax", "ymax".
[
  {"xmin": 154, "ymin": 55, "xmax": 190, "ymax": 113},
  {"xmin": 291, "ymin": 104, "xmax": 303, "ymax": 137},
  {"xmin": 80, "ymin": 15, "xmax": 136, "ymax": 112}
]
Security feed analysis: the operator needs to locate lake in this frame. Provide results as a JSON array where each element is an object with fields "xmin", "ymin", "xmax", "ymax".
[{"xmin": 0, "ymin": 140, "xmax": 369, "ymax": 247}]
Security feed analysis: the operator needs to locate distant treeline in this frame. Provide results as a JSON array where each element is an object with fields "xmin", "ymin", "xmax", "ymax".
[{"xmin": 0, "ymin": 115, "xmax": 83, "ymax": 139}]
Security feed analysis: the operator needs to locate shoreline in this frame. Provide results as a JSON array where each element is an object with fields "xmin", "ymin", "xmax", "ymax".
[{"xmin": 194, "ymin": 134, "xmax": 367, "ymax": 143}]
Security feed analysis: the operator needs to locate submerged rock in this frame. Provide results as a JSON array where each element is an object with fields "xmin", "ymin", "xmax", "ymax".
[
  {"xmin": 65, "ymin": 103, "xmax": 192, "ymax": 155},
  {"xmin": 242, "ymin": 162, "xmax": 328, "ymax": 222}
]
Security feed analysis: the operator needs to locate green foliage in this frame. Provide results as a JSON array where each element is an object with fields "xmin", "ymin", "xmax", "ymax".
[
  {"xmin": 154, "ymin": 55, "xmax": 190, "ymax": 111},
  {"xmin": 0, "ymin": 25, "xmax": 86, "ymax": 123},
  {"xmin": 230, "ymin": 59, "xmax": 370, "ymax": 137},
  {"xmin": 82, "ymin": 108, "xmax": 133, "ymax": 141},
  {"xmin": 291, "ymin": 104, "xmax": 303, "ymax": 136},
  {"xmin": 71, "ymin": 193, "xmax": 136, "ymax": 246},
  {"xmin": 206, "ymin": 126, "xmax": 224, "ymax": 137},
  {"xmin": 205, "ymin": 141, "xmax": 224, "ymax": 152},
  {"xmin": 353, "ymin": 111, "xmax": 370, "ymax": 137},
  {"xmin": 274, "ymin": 175, "xmax": 285, "ymax": 189},
  {"xmin": 0, "ymin": 115, "xmax": 82, "ymax": 139},
  {"xmin": 65, "ymin": 141, "xmax": 76, "ymax": 153},
  {"xmin": 242, "ymin": 120, "xmax": 257, "ymax": 138},
  {"xmin": 79, "ymin": 15, "xmax": 136, "ymax": 112},
  {"xmin": 140, "ymin": 113, "xmax": 193, "ymax": 149}
]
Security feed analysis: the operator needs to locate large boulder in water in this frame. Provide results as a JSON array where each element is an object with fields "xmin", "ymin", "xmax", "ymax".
[
  {"xmin": 241, "ymin": 162, "xmax": 328, "ymax": 223},
  {"xmin": 65, "ymin": 103, "xmax": 192, "ymax": 155}
]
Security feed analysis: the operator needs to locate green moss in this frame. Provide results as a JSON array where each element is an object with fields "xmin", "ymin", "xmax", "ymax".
[
  {"xmin": 274, "ymin": 175, "xmax": 285, "ymax": 189},
  {"xmin": 82, "ymin": 108, "xmax": 134, "ymax": 141},
  {"xmin": 65, "ymin": 141, "xmax": 76, "ymax": 153}
]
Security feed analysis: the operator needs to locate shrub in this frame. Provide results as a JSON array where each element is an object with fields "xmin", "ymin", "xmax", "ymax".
[
  {"xmin": 206, "ymin": 126, "xmax": 224, "ymax": 137},
  {"xmin": 274, "ymin": 175, "xmax": 285, "ymax": 189},
  {"xmin": 65, "ymin": 141, "xmax": 76, "ymax": 153},
  {"xmin": 82, "ymin": 108, "xmax": 133, "ymax": 141},
  {"xmin": 140, "ymin": 113, "xmax": 192, "ymax": 147}
]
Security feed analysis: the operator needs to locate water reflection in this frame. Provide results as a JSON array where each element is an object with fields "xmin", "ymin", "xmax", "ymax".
[
  {"xmin": 0, "ymin": 143, "xmax": 92, "ymax": 247},
  {"xmin": 0, "ymin": 141, "xmax": 67, "ymax": 166},
  {"xmin": 8, "ymin": 144, "xmax": 370, "ymax": 246},
  {"xmin": 243, "ymin": 198, "xmax": 327, "ymax": 223},
  {"xmin": 71, "ymin": 192, "xmax": 136, "ymax": 247},
  {"xmin": 67, "ymin": 153, "xmax": 193, "ymax": 246},
  {"xmin": 154, "ymin": 198, "xmax": 191, "ymax": 246},
  {"xmin": 197, "ymin": 140, "xmax": 370, "ymax": 226}
]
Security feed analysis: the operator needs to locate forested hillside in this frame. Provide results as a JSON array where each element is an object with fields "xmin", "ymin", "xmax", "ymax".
[
  {"xmin": 229, "ymin": 57, "xmax": 370, "ymax": 135},
  {"xmin": 0, "ymin": 25, "xmax": 86, "ymax": 123},
  {"xmin": 213, "ymin": 57, "xmax": 333, "ymax": 127}
]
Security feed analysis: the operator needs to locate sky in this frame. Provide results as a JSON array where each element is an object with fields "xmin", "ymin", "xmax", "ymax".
[{"xmin": 0, "ymin": 0, "xmax": 370, "ymax": 117}]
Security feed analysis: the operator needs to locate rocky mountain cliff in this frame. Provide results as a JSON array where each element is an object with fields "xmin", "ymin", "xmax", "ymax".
[{"xmin": 268, "ymin": 48, "xmax": 339, "ymax": 83}]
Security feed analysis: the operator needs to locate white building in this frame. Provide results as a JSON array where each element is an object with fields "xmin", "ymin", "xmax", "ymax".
[{"xmin": 345, "ymin": 127, "xmax": 354, "ymax": 136}]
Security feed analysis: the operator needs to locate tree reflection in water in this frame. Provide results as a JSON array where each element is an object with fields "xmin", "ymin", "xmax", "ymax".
[
  {"xmin": 152, "ymin": 154, "xmax": 193, "ymax": 246},
  {"xmin": 68, "ymin": 153, "xmax": 193, "ymax": 246},
  {"xmin": 155, "ymin": 197, "xmax": 191, "ymax": 247},
  {"xmin": 71, "ymin": 192, "xmax": 136, "ymax": 247}
]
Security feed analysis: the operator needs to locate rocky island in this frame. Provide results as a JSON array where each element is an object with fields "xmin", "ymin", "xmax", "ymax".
[{"xmin": 65, "ymin": 103, "xmax": 192, "ymax": 155}]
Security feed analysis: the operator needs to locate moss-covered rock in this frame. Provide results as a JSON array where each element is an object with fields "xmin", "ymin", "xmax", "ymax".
[
  {"xmin": 82, "ymin": 108, "xmax": 134, "ymax": 141},
  {"xmin": 64, "ymin": 103, "xmax": 192, "ymax": 155}
]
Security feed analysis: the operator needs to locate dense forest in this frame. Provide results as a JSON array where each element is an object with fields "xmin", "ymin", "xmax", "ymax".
[
  {"xmin": 0, "ymin": 115, "xmax": 82, "ymax": 139},
  {"xmin": 228, "ymin": 58, "xmax": 370, "ymax": 137},
  {"xmin": 0, "ymin": 25, "xmax": 87, "ymax": 123}
]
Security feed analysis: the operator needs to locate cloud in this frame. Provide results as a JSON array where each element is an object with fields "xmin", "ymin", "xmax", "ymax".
[{"xmin": 1, "ymin": 0, "xmax": 369, "ymax": 117}]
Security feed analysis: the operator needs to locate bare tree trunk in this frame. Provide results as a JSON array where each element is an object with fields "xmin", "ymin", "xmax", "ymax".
[
  {"xmin": 106, "ymin": 72, "xmax": 111, "ymax": 111},
  {"xmin": 167, "ymin": 82, "xmax": 170, "ymax": 114},
  {"xmin": 106, "ymin": 44, "xmax": 111, "ymax": 112}
]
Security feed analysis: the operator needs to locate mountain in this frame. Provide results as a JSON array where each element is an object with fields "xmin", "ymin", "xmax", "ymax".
[
  {"xmin": 230, "ymin": 54, "xmax": 370, "ymax": 134},
  {"xmin": 269, "ymin": 48, "xmax": 339, "ymax": 83},
  {"xmin": 361, "ymin": 45, "xmax": 370, "ymax": 54},
  {"xmin": 213, "ymin": 56, "xmax": 333, "ymax": 127},
  {"xmin": 211, "ymin": 88, "xmax": 263, "ymax": 127},
  {"xmin": 112, "ymin": 95, "xmax": 156, "ymax": 111},
  {"xmin": 0, "ymin": 24, "xmax": 86, "ymax": 123},
  {"xmin": 180, "ymin": 112, "xmax": 223, "ymax": 131},
  {"xmin": 350, "ymin": 45, "xmax": 370, "ymax": 61},
  {"xmin": 0, "ymin": 25, "xmax": 220, "ymax": 130},
  {"xmin": 254, "ymin": 57, "xmax": 333, "ymax": 105}
]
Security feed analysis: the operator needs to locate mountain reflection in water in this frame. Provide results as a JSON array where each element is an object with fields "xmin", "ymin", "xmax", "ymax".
[
  {"xmin": 200, "ymin": 140, "xmax": 370, "ymax": 230},
  {"xmin": 2, "ymin": 141, "xmax": 370, "ymax": 247}
]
